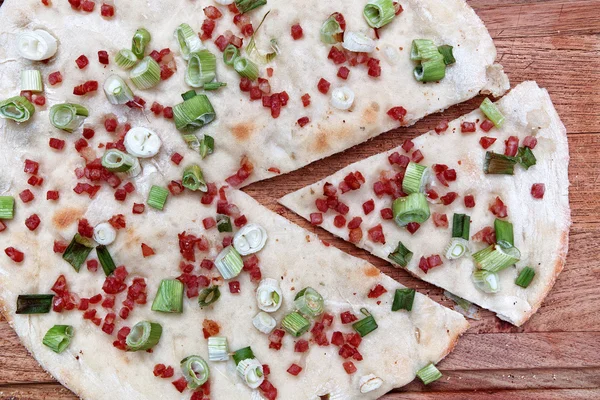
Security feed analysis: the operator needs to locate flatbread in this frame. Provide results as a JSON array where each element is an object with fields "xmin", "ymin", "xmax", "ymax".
[
  {"xmin": 0, "ymin": 184, "xmax": 467, "ymax": 399},
  {"xmin": 280, "ymin": 81, "xmax": 570, "ymax": 326},
  {"xmin": 0, "ymin": 0, "xmax": 507, "ymax": 187}
]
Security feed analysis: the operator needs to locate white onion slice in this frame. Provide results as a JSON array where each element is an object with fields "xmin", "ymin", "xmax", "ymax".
[
  {"xmin": 256, "ymin": 278, "xmax": 283, "ymax": 313},
  {"xmin": 124, "ymin": 127, "xmax": 162, "ymax": 158},
  {"xmin": 233, "ymin": 223, "xmax": 267, "ymax": 255},
  {"xmin": 236, "ymin": 358, "xmax": 264, "ymax": 389},
  {"xmin": 342, "ymin": 31, "xmax": 376, "ymax": 53},
  {"xmin": 93, "ymin": 222, "xmax": 117, "ymax": 245},
  {"xmin": 214, "ymin": 0, "xmax": 234, "ymax": 4},
  {"xmin": 16, "ymin": 30, "xmax": 58, "ymax": 61},
  {"xmin": 331, "ymin": 87, "xmax": 355, "ymax": 110},
  {"xmin": 252, "ymin": 312, "xmax": 276, "ymax": 334},
  {"xmin": 359, "ymin": 374, "xmax": 384, "ymax": 393}
]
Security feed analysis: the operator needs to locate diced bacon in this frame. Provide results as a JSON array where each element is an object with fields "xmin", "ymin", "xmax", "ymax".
[
  {"xmin": 435, "ymin": 120, "xmax": 449, "ymax": 134},
  {"xmin": 228, "ymin": 281, "xmax": 241, "ymax": 294},
  {"xmin": 387, "ymin": 106, "xmax": 407, "ymax": 122},
  {"xmin": 348, "ymin": 228, "xmax": 362, "ymax": 243},
  {"xmin": 82, "ymin": 128, "xmax": 95, "ymax": 139},
  {"xmin": 472, "ymin": 226, "xmax": 496, "ymax": 245},
  {"xmin": 74, "ymin": 138, "xmax": 88, "ymax": 152},
  {"xmin": 104, "ymin": 118, "xmax": 118, "ymax": 132},
  {"xmin": 379, "ymin": 208, "xmax": 393, "ymax": 220},
  {"xmin": 163, "ymin": 107, "xmax": 174, "ymax": 119},
  {"xmin": 480, "ymin": 136, "xmax": 497, "ymax": 149},
  {"xmin": 461, "ymin": 121, "xmax": 476, "ymax": 133},
  {"xmin": 214, "ymin": 35, "xmax": 229, "ymax": 51},
  {"xmin": 426, "ymin": 189, "xmax": 438, "ymax": 200},
  {"xmin": 98, "ymin": 50, "xmax": 109, "ymax": 65},
  {"xmin": 33, "ymin": 95, "xmax": 46, "ymax": 106},
  {"xmin": 109, "ymin": 214, "xmax": 126, "ymax": 229},
  {"xmin": 328, "ymin": 46, "xmax": 347, "ymax": 65},
  {"xmin": 301, "ymin": 93, "xmax": 311, "ymax": 107},
  {"xmin": 201, "ymin": 19, "xmax": 216, "ymax": 40},
  {"xmin": 48, "ymin": 71, "xmax": 63, "ymax": 85},
  {"xmin": 432, "ymin": 213, "xmax": 448, "ymax": 228},
  {"xmin": 78, "ymin": 219, "xmax": 94, "ymax": 238},
  {"xmin": 53, "ymin": 240, "xmax": 68, "ymax": 254},
  {"xmin": 340, "ymin": 311, "xmax": 358, "ymax": 324},
  {"xmin": 504, "ymin": 136, "xmax": 519, "ymax": 157},
  {"xmin": 225, "ymin": 157, "xmax": 254, "ymax": 187},
  {"xmin": 19, "ymin": 189, "xmax": 34, "ymax": 203},
  {"xmin": 523, "ymin": 136, "xmax": 538, "ymax": 149},
  {"xmin": 295, "ymin": 339, "xmax": 309, "ymax": 353},
  {"xmin": 489, "ymin": 196, "xmax": 508, "ymax": 218},
  {"xmin": 24, "ymin": 159, "xmax": 39, "ymax": 175},
  {"xmin": 339, "ymin": 343, "xmax": 356, "ymax": 359},
  {"xmin": 310, "ymin": 213, "xmax": 323, "ymax": 225},
  {"xmin": 49, "ymin": 138, "xmax": 65, "ymax": 150},
  {"xmin": 367, "ymin": 58, "xmax": 381, "ymax": 77},
  {"xmin": 347, "ymin": 217, "xmax": 362, "ymax": 229},
  {"xmin": 291, "ymin": 23, "xmax": 303, "ymax": 40},
  {"xmin": 297, "ymin": 116, "xmax": 310, "ymax": 127},
  {"xmin": 332, "ymin": 331, "xmax": 345, "ymax": 346},
  {"xmin": 100, "ymin": 3, "xmax": 115, "ymax": 17},
  {"xmin": 368, "ymin": 284, "xmax": 387, "ymax": 298},
  {"xmin": 87, "ymin": 260, "xmax": 98, "ymax": 272},
  {"xmin": 343, "ymin": 361, "xmax": 357, "ymax": 374},
  {"xmin": 172, "ymin": 377, "xmax": 188, "ymax": 393},
  {"xmin": 440, "ymin": 192, "xmax": 458, "ymax": 205},
  {"xmin": 287, "ymin": 364, "xmax": 303, "ymax": 376},
  {"xmin": 388, "ymin": 152, "xmax": 410, "ymax": 168},
  {"xmin": 362, "ymin": 199, "xmax": 375, "ymax": 215},
  {"xmin": 337, "ymin": 66, "xmax": 350, "ymax": 80},
  {"xmin": 229, "ymin": 35, "xmax": 243, "ymax": 48},
  {"xmin": 25, "ymin": 214, "xmax": 41, "ymax": 231},
  {"xmin": 401, "ymin": 139, "xmax": 414, "ymax": 153},
  {"xmin": 317, "ymin": 78, "xmax": 331, "ymax": 94},
  {"xmin": 480, "ymin": 119, "xmax": 495, "ymax": 132},
  {"xmin": 75, "ymin": 55, "xmax": 89, "ymax": 69},
  {"xmin": 150, "ymin": 102, "xmax": 164, "ymax": 115},
  {"xmin": 367, "ymin": 224, "xmax": 385, "ymax": 244},
  {"xmin": 334, "ymin": 215, "xmax": 346, "ymax": 228},
  {"xmin": 412, "ymin": 150, "xmax": 424, "ymax": 163},
  {"xmin": 168, "ymin": 180, "xmax": 185, "ymax": 195},
  {"xmin": 531, "ymin": 183, "xmax": 545, "ymax": 199},
  {"xmin": 464, "ymin": 195, "xmax": 476, "ymax": 208},
  {"xmin": 204, "ymin": 5, "xmax": 222, "ymax": 19},
  {"xmin": 27, "ymin": 176, "xmax": 42, "ymax": 186},
  {"xmin": 406, "ymin": 222, "xmax": 420, "ymax": 234},
  {"xmin": 315, "ymin": 198, "xmax": 328, "ymax": 213},
  {"xmin": 336, "ymin": 202, "xmax": 349, "ymax": 215},
  {"xmin": 141, "ymin": 244, "xmax": 155, "ymax": 258}
]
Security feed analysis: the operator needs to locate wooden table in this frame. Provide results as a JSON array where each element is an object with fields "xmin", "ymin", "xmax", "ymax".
[{"xmin": 1, "ymin": 0, "xmax": 599, "ymax": 398}]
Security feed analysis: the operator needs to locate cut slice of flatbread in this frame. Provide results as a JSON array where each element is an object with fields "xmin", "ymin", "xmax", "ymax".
[
  {"xmin": 0, "ymin": 186, "xmax": 468, "ymax": 399},
  {"xmin": 0, "ymin": 0, "xmax": 507, "ymax": 187},
  {"xmin": 281, "ymin": 81, "xmax": 570, "ymax": 326}
]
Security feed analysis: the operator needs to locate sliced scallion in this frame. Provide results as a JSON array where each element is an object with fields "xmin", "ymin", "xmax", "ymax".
[
  {"xmin": 294, "ymin": 287, "xmax": 324, "ymax": 318},
  {"xmin": 452, "ymin": 214, "xmax": 470, "ymax": 240},
  {"xmin": 182, "ymin": 164, "xmax": 207, "ymax": 192},
  {"xmin": 402, "ymin": 162, "xmax": 430, "ymax": 194},
  {"xmin": 472, "ymin": 269, "xmax": 500, "ymax": 293},
  {"xmin": 0, "ymin": 196, "xmax": 15, "ymax": 220},
  {"xmin": 217, "ymin": 215, "xmax": 233, "ymax": 233},
  {"xmin": 198, "ymin": 286, "xmax": 221, "ymax": 307},
  {"xmin": 147, "ymin": 185, "xmax": 169, "ymax": 210},
  {"xmin": 352, "ymin": 308, "xmax": 378, "ymax": 337},
  {"xmin": 208, "ymin": 337, "xmax": 229, "ymax": 361},
  {"xmin": 115, "ymin": 49, "xmax": 138, "ymax": 69},
  {"xmin": 479, "ymin": 98, "xmax": 505, "ymax": 128},
  {"xmin": 16, "ymin": 30, "xmax": 58, "ymax": 61},
  {"xmin": 21, "ymin": 70, "xmax": 43, "ymax": 92},
  {"xmin": 0, "ymin": 96, "xmax": 35, "ymax": 123},
  {"xmin": 204, "ymin": 82, "xmax": 227, "ymax": 90},
  {"xmin": 214, "ymin": 246, "xmax": 243, "ymax": 279},
  {"xmin": 130, "ymin": 56, "xmax": 161, "ymax": 90},
  {"xmin": 183, "ymin": 133, "xmax": 201, "ymax": 151},
  {"xmin": 131, "ymin": 28, "xmax": 151, "ymax": 59},
  {"xmin": 245, "ymin": 13, "xmax": 279, "ymax": 65},
  {"xmin": 175, "ymin": 23, "xmax": 204, "ymax": 61},
  {"xmin": 126, "ymin": 321, "xmax": 163, "ymax": 351},
  {"xmin": 173, "ymin": 94, "xmax": 216, "ymax": 131},
  {"xmin": 43, "ymin": 325, "xmax": 74, "ymax": 353},
  {"xmin": 182, "ymin": 90, "xmax": 197, "ymax": 101},
  {"xmin": 252, "ymin": 311, "xmax": 276, "ymax": 334},
  {"xmin": 16, "ymin": 294, "xmax": 54, "ymax": 314},
  {"xmin": 472, "ymin": 244, "xmax": 521, "ymax": 273},
  {"xmin": 181, "ymin": 355, "xmax": 210, "ymax": 389},
  {"xmin": 437, "ymin": 45, "xmax": 456, "ymax": 65},
  {"xmin": 96, "ymin": 245, "xmax": 116, "ymax": 276},
  {"xmin": 282, "ymin": 311, "xmax": 310, "ymax": 337},
  {"xmin": 124, "ymin": 127, "xmax": 162, "ymax": 158},
  {"xmin": 388, "ymin": 241, "xmax": 413, "ymax": 267},
  {"xmin": 235, "ymin": 0, "xmax": 266, "ymax": 14},
  {"xmin": 233, "ymin": 346, "xmax": 255, "ymax": 365},
  {"xmin": 186, "ymin": 50, "xmax": 216, "ymax": 88},
  {"xmin": 444, "ymin": 238, "xmax": 469, "ymax": 260},
  {"xmin": 63, "ymin": 233, "xmax": 94, "ymax": 272},
  {"xmin": 414, "ymin": 54, "xmax": 446, "ymax": 82},
  {"xmin": 494, "ymin": 219, "xmax": 514, "ymax": 248},
  {"xmin": 234, "ymin": 57, "xmax": 259, "ymax": 81},
  {"xmin": 103, "ymin": 75, "xmax": 134, "ymax": 105},
  {"xmin": 223, "ymin": 44, "xmax": 240, "ymax": 66},
  {"xmin": 101, "ymin": 149, "xmax": 136, "ymax": 173},
  {"xmin": 49, "ymin": 103, "xmax": 88, "ymax": 132},
  {"xmin": 392, "ymin": 192, "xmax": 430, "ymax": 227},
  {"xmin": 320, "ymin": 13, "xmax": 344, "ymax": 44},
  {"xmin": 363, "ymin": 0, "xmax": 395, "ymax": 29},
  {"xmin": 410, "ymin": 39, "xmax": 440, "ymax": 62},
  {"xmin": 516, "ymin": 267, "xmax": 535, "ymax": 288},
  {"xmin": 417, "ymin": 363, "xmax": 442, "ymax": 385},
  {"xmin": 237, "ymin": 358, "xmax": 264, "ymax": 389},
  {"xmin": 391, "ymin": 288, "xmax": 415, "ymax": 312},
  {"xmin": 484, "ymin": 152, "xmax": 517, "ymax": 175},
  {"xmin": 151, "ymin": 279, "xmax": 184, "ymax": 313},
  {"xmin": 517, "ymin": 147, "xmax": 537, "ymax": 169},
  {"xmin": 233, "ymin": 224, "xmax": 268, "ymax": 256},
  {"xmin": 199, "ymin": 135, "xmax": 215, "ymax": 158},
  {"xmin": 256, "ymin": 278, "xmax": 283, "ymax": 313},
  {"xmin": 93, "ymin": 222, "xmax": 116, "ymax": 246}
]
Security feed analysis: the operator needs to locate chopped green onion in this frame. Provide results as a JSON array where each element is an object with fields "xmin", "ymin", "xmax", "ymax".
[
  {"xmin": 484, "ymin": 152, "xmax": 517, "ymax": 175},
  {"xmin": 103, "ymin": 75, "xmax": 134, "ymax": 105},
  {"xmin": 472, "ymin": 244, "xmax": 521, "ymax": 273},
  {"xmin": 252, "ymin": 311, "xmax": 276, "ymax": 334},
  {"xmin": 199, "ymin": 135, "xmax": 215, "ymax": 158},
  {"xmin": 186, "ymin": 50, "xmax": 216, "ymax": 88},
  {"xmin": 391, "ymin": 288, "xmax": 415, "ymax": 312},
  {"xmin": 181, "ymin": 355, "xmax": 210, "ymax": 389},
  {"xmin": 214, "ymin": 246, "xmax": 243, "ymax": 279},
  {"xmin": 0, "ymin": 196, "xmax": 15, "ymax": 220},
  {"xmin": 479, "ymin": 98, "xmax": 505, "ymax": 128},
  {"xmin": 494, "ymin": 219, "xmax": 514, "ymax": 248},
  {"xmin": 217, "ymin": 215, "xmax": 233, "ymax": 233},
  {"xmin": 472, "ymin": 269, "xmax": 500, "ymax": 293},
  {"xmin": 223, "ymin": 44, "xmax": 240, "ymax": 66},
  {"xmin": 96, "ymin": 245, "xmax": 116, "ymax": 276},
  {"xmin": 342, "ymin": 31, "xmax": 376, "ymax": 53},
  {"xmin": 410, "ymin": 39, "xmax": 440, "ymax": 61},
  {"xmin": 43, "ymin": 325, "xmax": 74, "ymax": 353},
  {"xmin": 174, "ymin": 23, "xmax": 203, "ymax": 61},
  {"xmin": 294, "ymin": 287, "xmax": 324, "ymax": 318},
  {"xmin": 151, "ymin": 279, "xmax": 184, "ymax": 313},
  {"xmin": 204, "ymin": 82, "xmax": 227, "ymax": 90},
  {"xmin": 437, "ymin": 45, "xmax": 456, "ymax": 65},
  {"xmin": 402, "ymin": 162, "xmax": 430, "ymax": 194},
  {"xmin": 49, "ymin": 103, "xmax": 88, "ymax": 132},
  {"xmin": 444, "ymin": 238, "xmax": 469, "ymax": 260},
  {"xmin": 235, "ymin": 0, "xmax": 266, "ymax": 14},
  {"xmin": 245, "ymin": 13, "xmax": 279, "ymax": 65},
  {"xmin": 21, "ymin": 70, "xmax": 43, "ymax": 92},
  {"xmin": 115, "ymin": 49, "xmax": 138, "ymax": 69},
  {"xmin": 126, "ymin": 321, "xmax": 163, "ymax": 351},
  {"xmin": 0, "ymin": 96, "xmax": 35, "ymax": 123},
  {"xmin": 281, "ymin": 311, "xmax": 310, "ymax": 337},
  {"xmin": 237, "ymin": 358, "xmax": 265, "ymax": 389},
  {"xmin": 147, "ymin": 185, "xmax": 169, "ymax": 210},
  {"xmin": 101, "ymin": 149, "xmax": 136, "ymax": 172},
  {"xmin": 320, "ymin": 13, "xmax": 344, "ymax": 44},
  {"xmin": 16, "ymin": 294, "xmax": 54, "ymax": 314},
  {"xmin": 233, "ymin": 346, "xmax": 255, "ymax": 365},
  {"xmin": 515, "ymin": 267, "xmax": 535, "ymax": 288},
  {"xmin": 517, "ymin": 147, "xmax": 537, "ymax": 169},
  {"xmin": 414, "ymin": 54, "xmax": 446, "ymax": 82},
  {"xmin": 131, "ymin": 28, "xmax": 151, "ymax": 59},
  {"xmin": 198, "ymin": 286, "xmax": 221, "ymax": 307},
  {"xmin": 183, "ymin": 133, "xmax": 201, "ymax": 151},
  {"xmin": 182, "ymin": 90, "xmax": 197, "ymax": 101},
  {"xmin": 352, "ymin": 308, "xmax": 378, "ymax": 337},
  {"xmin": 182, "ymin": 164, "xmax": 207, "ymax": 192},
  {"xmin": 392, "ymin": 192, "xmax": 430, "ymax": 227},
  {"xmin": 234, "ymin": 57, "xmax": 259, "ymax": 81},
  {"xmin": 388, "ymin": 241, "xmax": 413, "ymax": 267},
  {"xmin": 452, "ymin": 214, "xmax": 470, "ymax": 240},
  {"xmin": 208, "ymin": 337, "xmax": 229, "ymax": 361},
  {"xmin": 173, "ymin": 94, "xmax": 216, "ymax": 131},
  {"xmin": 417, "ymin": 363, "xmax": 442, "ymax": 385},
  {"xmin": 63, "ymin": 233, "xmax": 94, "ymax": 272},
  {"xmin": 256, "ymin": 278, "xmax": 283, "ymax": 312},
  {"xmin": 363, "ymin": 0, "xmax": 395, "ymax": 28},
  {"xmin": 130, "ymin": 56, "xmax": 161, "ymax": 90}
]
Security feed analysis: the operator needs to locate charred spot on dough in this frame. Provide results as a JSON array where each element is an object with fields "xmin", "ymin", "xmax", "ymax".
[
  {"xmin": 362, "ymin": 103, "xmax": 380, "ymax": 125},
  {"xmin": 364, "ymin": 265, "xmax": 380, "ymax": 277},
  {"xmin": 312, "ymin": 131, "xmax": 331, "ymax": 153},
  {"xmin": 52, "ymin": 207, "xmax": 84, "ymax": 230},
  {"xmin": 124, "ymin": 228, "xmax": 141, "ymax": 249},
  {"xmin": 231, "ymin": 122, "xmax": 255, "ymax": 142}
]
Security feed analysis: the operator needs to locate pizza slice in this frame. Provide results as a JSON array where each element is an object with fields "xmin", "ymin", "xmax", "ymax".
[
  {"xmin": 0, "ymin": 182, "xmax": 468, "ymax": 399},
  {"xmin": 280, "ymin": 81, "xmax": 570, "ymax": 326},
  {"xmin": 0, "ymin": 0, "xmax": 507, "ymax": 187}
]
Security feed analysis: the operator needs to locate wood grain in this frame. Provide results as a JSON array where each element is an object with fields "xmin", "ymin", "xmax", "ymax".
[{"xmin": 1, "ymin": 0, "xmax": 599, "ymax": 398}]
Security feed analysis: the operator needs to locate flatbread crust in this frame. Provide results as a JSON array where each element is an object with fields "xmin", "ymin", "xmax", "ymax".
[
  {"xmin": 0, "ymin": 0, "xmax": 507, "ymax": 187},
  {"xmin": 281, "ymin": 81, "xmax": 570, "ymax": 327}
]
